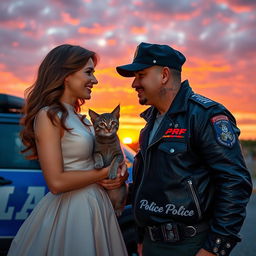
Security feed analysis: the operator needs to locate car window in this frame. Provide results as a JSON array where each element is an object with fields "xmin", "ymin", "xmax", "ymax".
[{"xmin": 0, "ymin": 123, "xmax": 40, "ymax": 169}]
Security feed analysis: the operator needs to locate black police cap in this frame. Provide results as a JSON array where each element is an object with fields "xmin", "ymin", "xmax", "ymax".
[{"xmin": 116, "ymin": 42, "xmax": 186, "ymax": 77}]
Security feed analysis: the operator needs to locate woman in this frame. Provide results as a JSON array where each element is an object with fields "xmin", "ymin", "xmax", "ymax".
[{"xmin": 8, "ymin": 44, "xmax": 128, "ymax": 256}]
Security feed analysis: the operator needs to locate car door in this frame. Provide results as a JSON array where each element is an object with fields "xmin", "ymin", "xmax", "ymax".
[{"xmin": 0, "ymin": 113, "xmax": 49, "ymax": 252}]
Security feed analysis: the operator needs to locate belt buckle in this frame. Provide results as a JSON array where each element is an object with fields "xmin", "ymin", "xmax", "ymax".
[
  {"xmin": 186, "ymin": 225, "xmax": 197, "ymax": 237},
  {"xmin": 162, "ymin": 223, "xmax": 180, "ymax": 242},
  {"xmin": 148, "ymin": 226, "xmax": 158, "ymax": 242}
]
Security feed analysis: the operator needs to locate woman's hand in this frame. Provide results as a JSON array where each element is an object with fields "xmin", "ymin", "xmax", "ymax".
[{"xmin": 97, "ymin": 162, "xmax": 129, "ymax": 190}]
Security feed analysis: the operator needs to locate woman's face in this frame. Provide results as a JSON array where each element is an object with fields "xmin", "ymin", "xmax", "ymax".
[{"xmin": 64, "ymin": 58, "xmax": 98, "ymax": 100}]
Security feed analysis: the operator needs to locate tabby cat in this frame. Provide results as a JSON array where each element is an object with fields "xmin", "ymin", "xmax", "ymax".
[{"xmin": 88, "ymin": 105, "xmax": 127, "ymax": 216}]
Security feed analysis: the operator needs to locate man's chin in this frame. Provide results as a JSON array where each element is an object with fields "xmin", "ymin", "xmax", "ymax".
[{"xmin": 139, "ymin": 98, "xmax": 147, "ymax": 105}]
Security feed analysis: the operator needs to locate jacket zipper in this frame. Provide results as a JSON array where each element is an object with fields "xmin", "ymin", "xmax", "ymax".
[{"xmin": 187, "ymin": 179, "xmax": 202, "ymax": 219}]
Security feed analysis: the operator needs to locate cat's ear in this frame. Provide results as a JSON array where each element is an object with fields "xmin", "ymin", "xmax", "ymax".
[
  {"xmin": 112, "ymin": 104, "xmax": 120, "ymax": 119},
  {"xmin": 88, "ymin": 109, "xmax": 99, "ymax": 123}
]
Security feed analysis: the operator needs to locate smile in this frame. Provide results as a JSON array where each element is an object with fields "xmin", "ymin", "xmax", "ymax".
[
  {"xmin": 136, "ymin": 88, "xmax": 144, "ymax": 96},
  {"xmin": 86, "ymin": 86, "xmax": 93, "ymax": 92}
]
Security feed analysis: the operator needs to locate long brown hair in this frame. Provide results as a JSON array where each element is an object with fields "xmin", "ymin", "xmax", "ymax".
[{"xmin": 21, "ymin": 44, "xmax": 97, "ymax": 159}]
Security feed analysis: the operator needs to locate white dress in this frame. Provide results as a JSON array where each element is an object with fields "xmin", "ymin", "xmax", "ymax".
[{"xmin": 8, "ymin": 103, "xmax": 128, "ymax": 256}]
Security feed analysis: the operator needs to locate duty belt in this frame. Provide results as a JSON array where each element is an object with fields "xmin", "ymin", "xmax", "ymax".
[{"xmin": 146, "ymin": 221, "xmax": 209, "ymax": 242}]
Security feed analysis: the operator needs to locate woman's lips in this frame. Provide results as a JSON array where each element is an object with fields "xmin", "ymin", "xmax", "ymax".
[{"xmin": 86, "ymin": 85, "xmax": 93, "ymax": 93}]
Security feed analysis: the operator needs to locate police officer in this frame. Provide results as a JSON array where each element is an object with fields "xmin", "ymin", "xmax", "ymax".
[{"xmin": 116, "ymin": 42, "xmax": 252, "ymax": 256}]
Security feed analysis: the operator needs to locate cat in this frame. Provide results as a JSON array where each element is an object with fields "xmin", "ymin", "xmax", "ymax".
[{"xmin": 88, "ymin": 105, "xmax": 127, "ymax": 216}]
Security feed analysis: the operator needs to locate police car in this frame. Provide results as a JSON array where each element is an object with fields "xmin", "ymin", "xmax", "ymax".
[{"xmin": 0, "ymin": 94, "xmax": 137, "ymax": 255}]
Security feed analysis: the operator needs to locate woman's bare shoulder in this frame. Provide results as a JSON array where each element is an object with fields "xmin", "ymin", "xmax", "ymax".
[{"xmin": 35, "ymin": 107, "xmax": 61, "ymax": 130}]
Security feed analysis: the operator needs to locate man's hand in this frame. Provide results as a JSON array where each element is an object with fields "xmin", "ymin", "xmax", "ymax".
[
  {"xmin": 195, "ymin": 248, "xmax": 215, "ymax": 256},
  {"xmin": 97, "ymin": 163, "xmax": 129, "ymax": 190}
]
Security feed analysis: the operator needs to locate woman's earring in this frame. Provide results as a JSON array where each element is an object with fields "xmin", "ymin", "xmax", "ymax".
[{"xmin": 64, "ymin": 78, "xmax": 69, "ymax": 87}]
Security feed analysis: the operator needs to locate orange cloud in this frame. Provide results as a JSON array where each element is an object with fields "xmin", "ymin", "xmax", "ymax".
[
  {"xmin": 61, "ymin": 12, "xmax": 80, "ymax": 25},
  {"xmin": 0, "ymin": 70, "xmax": 28, "ymax": 96},
  {"xmin": 143, "ymin": 8, "xmax": 200, "ymax": 21},
  {"xmin": 107, "ymin": 39, "xmax": 117, "ymax": 46},
  {"xmin": 231, "ymin": 112, "xmax": 256, "ymax": 140},
  {"xmin": 217, "ymin": 0, "xmax": 253, "ymax": 13},
  {"xmin": 131, "ymin": 26, "xmax": 147, "ymax": 34},
  {"xmin": 183, "ymin": 58, "xmax": 232, "ymax": 89},
  {"xmin": 0, "ymin": 20, "xmax": 26, "ymax": 29},
  {"xmin": 78, "ymin": 24, "xmax": 114, "ymax": 34}
]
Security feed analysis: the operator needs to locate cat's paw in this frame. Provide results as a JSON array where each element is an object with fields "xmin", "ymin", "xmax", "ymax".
[
  {"xmin": 108, "ymin": 172, "xmax": 117, "ymax": 179},
  {"xmin": 94, "ymin": 162, "xmax": 103, "ymax": 169}
]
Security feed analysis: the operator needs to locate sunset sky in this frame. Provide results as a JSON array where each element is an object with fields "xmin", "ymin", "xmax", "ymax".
[{"xmin": 0, "ymin": 0, "xmax": 255, "ymax": 143}]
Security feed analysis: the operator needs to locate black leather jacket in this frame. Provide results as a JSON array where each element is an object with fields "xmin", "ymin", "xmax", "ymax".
[{"xmin": 131, "ymin": 80, "xmax": 252, "ymax": 254}]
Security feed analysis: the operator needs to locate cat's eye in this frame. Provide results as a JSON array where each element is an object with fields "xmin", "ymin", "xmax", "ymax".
[
  {"xmin": 99, "ymin": 122, "xmax": 106, "ymax": 128},
  {"xmin": 111, "ymin": 121, "xmax": 118, "ymax": 126}
]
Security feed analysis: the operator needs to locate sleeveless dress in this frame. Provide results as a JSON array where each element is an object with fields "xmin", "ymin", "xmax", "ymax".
[{"xmin": 8, "ymin": 103, "xmax": 128, "ymax": 256}]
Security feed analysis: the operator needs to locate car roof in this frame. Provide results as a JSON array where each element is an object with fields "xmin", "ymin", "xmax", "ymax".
[{"xmin": 0, "ymin": 94, "xmax": 24, "ymax": 113}]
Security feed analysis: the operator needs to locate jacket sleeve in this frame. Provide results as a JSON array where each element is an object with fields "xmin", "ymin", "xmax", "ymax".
[{"xmin": 196, "ymin": 108, "xmax": 252, "ymax": 255}]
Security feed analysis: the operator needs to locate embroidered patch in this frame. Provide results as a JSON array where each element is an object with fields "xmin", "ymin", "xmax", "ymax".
[
  {"xmin": 211, "ymin": 115, "xmax": 236, "ymax": 148},
  {"xmin": 163, "ymin": 128, "xmax": 187, "ymax": 138}
]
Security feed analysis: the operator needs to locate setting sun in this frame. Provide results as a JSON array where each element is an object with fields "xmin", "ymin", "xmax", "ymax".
[{"xmin": 123, "ymin": 137, "xmax": 133, "ymax": 144}]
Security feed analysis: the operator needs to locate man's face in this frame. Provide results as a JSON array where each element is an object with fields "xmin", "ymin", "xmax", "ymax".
[{"xmin": 132, "ymin": 66, "xmax": 163, "ymax": 106}]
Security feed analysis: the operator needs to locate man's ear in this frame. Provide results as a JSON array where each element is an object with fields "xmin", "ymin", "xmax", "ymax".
[
  {"xmin": 162, "ymin": 67, "xmax": 170, "ymax": 84},
  {"xmin": 111, "ymin": 104, "xmax": 120, "ymax": 119},
  {"xmin": 88, "ymin": 109, "xmax": 99, "ymax": 123}
]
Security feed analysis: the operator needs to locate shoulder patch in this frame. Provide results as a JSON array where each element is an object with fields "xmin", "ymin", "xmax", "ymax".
[
  {"xmin": 211, "ymin": 115, "xmax": 236, "ymax": 148},
  {"xmin": 190, "ymin": 94, "xmax": 217, "ymax": 108}
]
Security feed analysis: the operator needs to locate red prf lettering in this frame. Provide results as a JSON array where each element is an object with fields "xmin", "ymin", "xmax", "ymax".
[
  {"xmin": 165, "ymin": 128, "xmax": 187, "ymax": 135},
  {"xmin": 165, "ymin": 128, "xmax": 173, "ymax": 135},
  {"xmin": 172, "ymin": 129, "xmax": 179, "ymax": 135},
  {"xmin": 179, "ymin": 129, "xmax": 187, "ymax": 135}
]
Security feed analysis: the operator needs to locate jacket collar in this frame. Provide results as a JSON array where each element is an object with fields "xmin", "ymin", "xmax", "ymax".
[
  {"xmin": 138, "ymin": 80, "xmax": 193, "ymax": 154},
  {"xmin": 140, "ymin": 80, "xmax": 193, "ymax": 122}
]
